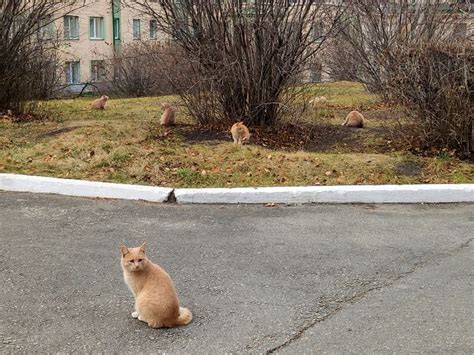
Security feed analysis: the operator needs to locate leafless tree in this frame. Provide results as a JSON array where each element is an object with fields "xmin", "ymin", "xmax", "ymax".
[
  {"xmin": 326, "ymin": 0, "xmax": 469, "ymax": 96},
  {"xmin": 111, "ymin": 41, "xmax": 186, "ymax": 97},
  {"xmin": 388, "ymin": 41, "xmax": 473, "ymax": 156},
  {"xmin": 124, "ymin": 0, "xmax": 345, "ymax": 126},
  {"xmin": 0, "ymin": 0, "xmax": 85, "ymax": 114},
  {"xmin": 325, "ymin": 0, "xmax": 473, "ymax": 155}
]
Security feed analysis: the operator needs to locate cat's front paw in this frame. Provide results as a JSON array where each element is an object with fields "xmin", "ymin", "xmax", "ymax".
[{"xmin": 131, "ymin": 311, "xmax": 139, "ymax": 319}]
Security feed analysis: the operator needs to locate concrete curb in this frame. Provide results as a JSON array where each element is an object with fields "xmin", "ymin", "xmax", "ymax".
[
  {"xmin": 173, "ymin": 185, "xmax": 474, "ymax": 204},
  {"xmin": 1, "ymin": 173, "xmax": 473, "ymax": 204},
  {"xmin": 0, "ymin": 173, "xmax": 172, "ymax": 203}
]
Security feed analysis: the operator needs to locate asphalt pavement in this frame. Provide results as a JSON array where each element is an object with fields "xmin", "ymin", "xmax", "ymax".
[{"xmin": 1, "ymin": 191, "xmax": 473, "ymax": 353}]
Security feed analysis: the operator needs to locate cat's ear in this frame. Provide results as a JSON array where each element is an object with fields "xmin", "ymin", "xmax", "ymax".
[
  {"xmin": 121, "ymin": 245, "xmax": 129, "ymax": 257},
  {"xmin": 139, "ymin": 242, "xmax": 146, "ymax": 253}
]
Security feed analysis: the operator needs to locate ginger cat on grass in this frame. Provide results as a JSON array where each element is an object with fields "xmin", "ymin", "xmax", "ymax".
[
  {"xmin": 160, "ymin": 102, "xmax": 176, "ymax": 126},
  {"xmin": 231, "ymin": 121, "xmax": 250, "ymax": 145},
  {"xmin": 342, "ymin": 110, "xmax": 364, "ymax": 128},
  {"xmin": 91, "ymin": 95, "xmax": 109, "ymax": 110},
  {"xmin": 121, "ymin": 243, "xmax": 192, "ymax": 329}
]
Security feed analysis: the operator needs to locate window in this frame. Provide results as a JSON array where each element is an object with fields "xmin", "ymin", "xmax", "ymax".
[
  {"xmin": 65, "ymin": 61, "xmax": 80, "ymax": 84},
  {"xmin": 113, "ymin": 18, "xmax": 121, "ymax": 40},
  {"xmin": 150, "ymin": 19, "xmax": 158, "ymax": 40},
  {"xmin": 64, "ymin": 16, "xmax": 79, "ymax": 40},
  {"xmin": 311, "ymin": 21, "xmax": 323, "ymax": 41},
  {"xmin": 38, "ymin": 16, "xmax": 55, "ymax": 40},
  {"xmin": 90, "ymin": 17, "xmax": 104, "ymax": 40},
  {"xmin": 133, "ymin": 19, "xmax": 141, "ymax": 39},
  {"xmin": 91, "ymin": 60, "xmax": 105, "ymax": 82}
]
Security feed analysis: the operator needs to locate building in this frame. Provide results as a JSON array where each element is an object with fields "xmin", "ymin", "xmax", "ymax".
[
  {"xmin": 44, "ymin": 1, "xmax": 472, "ymax": 92},
  {"xmin": 44, "ymin": 0, "xmax": 163, "ymax": 93}
]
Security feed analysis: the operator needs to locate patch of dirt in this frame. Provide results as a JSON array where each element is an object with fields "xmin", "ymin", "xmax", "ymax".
[
  {"xmin": 173, "ymin": 122, "xmax": 392, "ymax": 153},
  {"xmin": 182, "ymin": 126, "xmax": 230, "ymax": 145},
  {"xmin": 37, "ymin": 126, "xmax": 83, "ymax": 138},
  {"xmin": 394, "ymin": 160, "xmax": 423, "ymax": 176}
]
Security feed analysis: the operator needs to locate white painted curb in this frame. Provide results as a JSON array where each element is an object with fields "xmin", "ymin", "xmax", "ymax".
[
  {"xmin": 0, "ymin": 173, "xmax": 172, "ymax": 202},
  {"xmin": 1, "ymin": 173, "xmax": 473, "ymax": 204},
  {"xmin": 174, "ymin": 184, "xmax": 474, "ymax": 204}
]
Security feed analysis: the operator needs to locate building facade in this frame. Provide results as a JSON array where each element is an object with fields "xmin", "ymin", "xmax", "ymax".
[
  {"xmin": 45, "ymin": 1, "xmax": 472, "ymax": 92},
  {"xmin": 46, "ymin": 0, "xmax": 163, "ymax": 92}
]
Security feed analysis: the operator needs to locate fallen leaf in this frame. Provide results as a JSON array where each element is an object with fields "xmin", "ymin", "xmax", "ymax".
[{"xmin": 201, "ymin": 170, "xmax": 207, "ymax": 176}]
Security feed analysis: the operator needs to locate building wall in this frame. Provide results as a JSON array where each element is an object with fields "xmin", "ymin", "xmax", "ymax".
[{"xmin": 51, "ymin": 0, "xmax": 163, "ymax": 92}]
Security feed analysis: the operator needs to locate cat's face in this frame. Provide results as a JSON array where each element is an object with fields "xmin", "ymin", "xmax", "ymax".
[{"xmin": 121, "ymin": 244, "xmax": 147, "ymax": 272}]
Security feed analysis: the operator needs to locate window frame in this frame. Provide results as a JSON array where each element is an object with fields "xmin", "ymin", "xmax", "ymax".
[
  {"xmin": 90, "ymin": 60, "xmax": 105, "ymax": 82},
  {"xmin": 65, "ymin": 61, "xmax": 81, "ymax": 85},
  {"xmin": 64, "ymin": 15, "xmax": 79, "ymax": 40},
  {"xmin": 113, "ymin": 18, "xmax": 121, "ymax": 40},
  {"xmin": 133, "ymin": 19, "xmax": 141, "ymax": 40},
  {"xmin": 149, "ymin": 19, "xmax": 158, "ymax": 40},
  {"xmin": 89, "ymin": 17, "xmax": 105, "ymax": 40}
]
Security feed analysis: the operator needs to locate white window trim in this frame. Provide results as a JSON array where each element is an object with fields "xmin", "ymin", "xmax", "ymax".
[
  {"xmin": 133, "ymin": 19, "xmax": 141, "ymax": 40},
  {"xmin": 64, "ymin": 16, "xmax": 79, "ymax": 40},
  {"xmin": 66, "ymin": 62, "xmax": 80, "ymax": 85},
  {"xmin": 90, "ymin": 17, "xmax": 104, "ymax": 40}
]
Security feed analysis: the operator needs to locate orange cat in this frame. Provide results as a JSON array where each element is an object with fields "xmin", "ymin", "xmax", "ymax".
[
  {"xmin": 91, "ymin": 95, "xmax": 109, "ymax": 110},
  {"xmin": 121, "ymin": 243, "xmax": 192, "ymax": 329},
  {"xmin": 231, "ymin": 121, "xmax": 250, "ymax": 145},
  {"xmin": 160, "ymin": 102, "xmax": 176, "ymax": 126},
  {"xmin": 342, "ymin": 110, "xmax": 364, "ymax": 128}
]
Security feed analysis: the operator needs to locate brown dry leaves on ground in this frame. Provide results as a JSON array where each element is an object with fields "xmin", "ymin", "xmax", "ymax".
[{"xmin": 1, "ymin": 82, "xmax": 472, "ymax": 187}]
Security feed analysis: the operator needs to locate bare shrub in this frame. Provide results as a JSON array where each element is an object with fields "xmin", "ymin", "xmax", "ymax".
[
  {"xmin": 111, "ymin": 42, "xmax": 183, "ymax": 97},
  {"xmin": 388, "ymin": 42, "xmax": 473, "ymax": 156},
  {"xmin": 326, "ymin": 0, "xmax": 472, "ymax": 155},
  {"xmin": 125, "ymin": 0, "xmax": 343, "ymax": 126},
  {"xmin": 0, "ymin": 1, "xmax": 85, "ymax": 114},
  {"xmin": 326, "ymin": 0, "xmax": 467, "ymax": 96}
]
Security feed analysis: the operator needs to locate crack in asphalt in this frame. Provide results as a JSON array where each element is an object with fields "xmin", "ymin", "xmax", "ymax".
[{"xmin": 264, "ymin": 237, "xmax": 473, "ymax": 354}]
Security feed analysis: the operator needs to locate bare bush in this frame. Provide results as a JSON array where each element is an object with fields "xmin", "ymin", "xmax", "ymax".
[
  {"xmin": 388, "ymin": 42, "xmax": 473, "ymax": 156},
  {"xmin": 326, "ymin": 0, "xmax": 467, "ymax": 96},
  {"xmin": 326, "ymin": 0, "xmax": 473, "ymax": 155},
  {"xmin": 111, "ymin": 41, "xmax": 183, "ymax": 97},
  {"xmin": 0, "ymin": 1, "xmax": 85, "ymax": 114},
  {"xmin": 125, "ymin": 0, "xmax": 344, "ymax": 126}
]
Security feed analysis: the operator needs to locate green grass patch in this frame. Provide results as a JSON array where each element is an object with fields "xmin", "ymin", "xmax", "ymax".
[{"xmin": 1, "ymin": 82, "xmax": 472, "ymax": 187}]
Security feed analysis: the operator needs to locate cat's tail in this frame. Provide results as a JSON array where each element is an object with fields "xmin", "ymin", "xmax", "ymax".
[{"xmin": 175, "ymin": 307, "xmax": 193, "ymax": 326}]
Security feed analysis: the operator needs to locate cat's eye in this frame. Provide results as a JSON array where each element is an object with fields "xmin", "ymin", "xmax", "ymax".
[{"xmin": 138, "ymin": 259, "xmax": 143, "ymax": 262}]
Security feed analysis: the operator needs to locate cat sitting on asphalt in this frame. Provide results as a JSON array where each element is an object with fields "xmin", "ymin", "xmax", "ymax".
[{"xmin": 121, "ymin": 243, "xmax": 192, "ymax": 329}]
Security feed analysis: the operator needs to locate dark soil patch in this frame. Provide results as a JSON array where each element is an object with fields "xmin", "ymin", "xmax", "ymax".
[
  {"xmin": 174, "ymin": 123, "xmax": 392, "ymax": 153},
  {"xmin": 394, "ymin": 160, "xmax": 423, "ymax": 176},
  {"xmin": 181, "ymin": 126, "xmax": 230, "ymax": 145},
  {"xmin": 37, "ymin": 126, "xmax": 82, "ymax": 138}
]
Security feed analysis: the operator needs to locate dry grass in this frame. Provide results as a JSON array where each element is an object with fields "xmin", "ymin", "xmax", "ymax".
[{"xmin": 1, "ymin": 82, "xmax": 472, "ymax": 187}]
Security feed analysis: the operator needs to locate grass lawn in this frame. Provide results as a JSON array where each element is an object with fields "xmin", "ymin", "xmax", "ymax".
[{"xmin": 1, "ymin": 82, "xmax": 472, "ymax": 187}]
